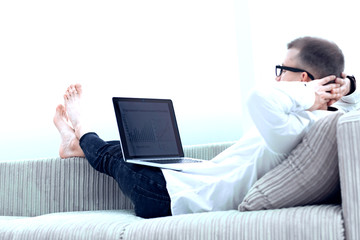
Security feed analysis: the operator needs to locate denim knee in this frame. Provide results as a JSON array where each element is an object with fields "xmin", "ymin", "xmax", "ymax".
[
  {"xmin": 79, "ymin": 132, "xmax": 171, "ymax": 218},
  {"xmin": 131, "ymin": 184, "xmax": 171, "ymax": 218}
]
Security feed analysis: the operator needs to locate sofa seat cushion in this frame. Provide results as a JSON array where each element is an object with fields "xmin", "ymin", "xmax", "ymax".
[
  {"xmin": 0, "ymin": 216, "xmax": 29, "ymax": 223},
  {"xmin": 123, "ymin": 205, "xmax": 343, "ymax": 240},
  {"xmin": 0, "ymin": 210, "xmax": 141, "ymax": 240}
]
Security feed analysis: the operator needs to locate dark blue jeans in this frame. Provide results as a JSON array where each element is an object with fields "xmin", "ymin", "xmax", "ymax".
[{"xmin": 79, "ymin": 132, "xmax": 171, "ymax": 218}]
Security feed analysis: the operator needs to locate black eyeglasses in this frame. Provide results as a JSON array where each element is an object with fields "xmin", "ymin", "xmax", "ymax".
[{"xmin": 275, "ymin": 65, "xmax": 315, "ymax": 80}]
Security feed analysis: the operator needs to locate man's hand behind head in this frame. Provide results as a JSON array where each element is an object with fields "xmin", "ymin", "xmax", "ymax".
[
  {"xmin": 307, "ymin": 75, "xmax": 341, "ymax": 111},
  {"xmin": 327, "ymin": 73, "xmax": 351, "ymax": 106}
]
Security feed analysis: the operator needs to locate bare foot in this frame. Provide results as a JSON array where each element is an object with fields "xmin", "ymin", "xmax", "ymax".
[
  {"xmin": 53, "ymin": 104, "xmax": 85, "ymax": 158},
  {"xmin": 64, "ymin": 84, "xmax": 88, "ymax": 139}
]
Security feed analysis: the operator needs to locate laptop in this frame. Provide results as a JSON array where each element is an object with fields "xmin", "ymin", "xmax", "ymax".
[{"xmin": 112, "ymin": 97, "xmax": 212, "ymax": 171}]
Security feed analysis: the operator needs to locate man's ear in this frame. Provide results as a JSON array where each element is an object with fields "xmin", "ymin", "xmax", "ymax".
[{"xmin": 300, "ymin": 72, "xmax": 312, "ymax": 82}]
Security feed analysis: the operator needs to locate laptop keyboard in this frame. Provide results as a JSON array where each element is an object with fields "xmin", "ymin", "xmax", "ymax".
[{"xmin": 142, "ymin": 158, "xmax": 202, "ymax": 164}]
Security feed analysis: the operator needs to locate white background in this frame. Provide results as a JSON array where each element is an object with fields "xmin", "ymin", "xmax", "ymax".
[{"xmin": 0, "ymin": 0, "xmax": 358, "ymax": 160}]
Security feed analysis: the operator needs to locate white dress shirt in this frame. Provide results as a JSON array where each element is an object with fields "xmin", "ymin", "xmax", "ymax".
[{"xmin": 162, "ymin": 81, "xmax": 360, "ymax": 215}]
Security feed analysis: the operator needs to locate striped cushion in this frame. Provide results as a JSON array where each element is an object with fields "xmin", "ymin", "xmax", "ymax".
[{"xmin": 239, "ymin": 112, "xmax": 342, "ymax": 211}]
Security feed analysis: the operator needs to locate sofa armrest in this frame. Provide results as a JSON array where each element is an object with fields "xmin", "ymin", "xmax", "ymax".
[
  {"xmin": 0, "ymin": 142, "xmax": 233, "ymax": 217},
  {"xmin": 183, "ymin": 141, "xmax": 235, "ymax": 160},
  {"xmin": 337, "ymin": 111, "xmax": 360, "ymax": 240},
  {"xmin": 0, "ymin": 157, "xmax": 134, "ymax": 217}
]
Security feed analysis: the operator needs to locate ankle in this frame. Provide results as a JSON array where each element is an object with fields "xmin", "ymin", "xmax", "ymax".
[{"xmin": 74, "ymin": 125, "xmax": 88, "ymax": 140}]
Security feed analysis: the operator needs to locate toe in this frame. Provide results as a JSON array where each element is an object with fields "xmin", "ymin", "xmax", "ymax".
[{"xmin": 75, "ymin": 83, "xmax": 82, "ymax": 96}]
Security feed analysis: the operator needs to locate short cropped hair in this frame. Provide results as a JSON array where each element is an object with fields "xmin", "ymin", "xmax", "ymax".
[{"xmin": 287, "ymin": 37, "xmax": 344, "ymax": 79}]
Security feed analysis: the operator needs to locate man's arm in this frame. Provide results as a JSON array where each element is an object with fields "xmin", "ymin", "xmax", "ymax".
[{"xmin": 247, "ymin": 77, "xmax": 339, "ymax": 155}]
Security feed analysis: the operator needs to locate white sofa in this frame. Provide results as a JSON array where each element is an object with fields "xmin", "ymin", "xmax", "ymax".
[{"xmin": 0, "ymin": 111, "xmax": 359, "ymax": 240}]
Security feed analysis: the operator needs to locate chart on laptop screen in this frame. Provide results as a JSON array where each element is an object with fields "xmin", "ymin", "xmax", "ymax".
[{"xmin": 118, "ymin": 101, "xmax": 179, "ymax": 157}]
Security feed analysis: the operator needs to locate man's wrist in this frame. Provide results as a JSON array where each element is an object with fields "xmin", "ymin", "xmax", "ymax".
[{"xmin": 346, "ymin": 75, "xmax": 356, "ymax": 95}]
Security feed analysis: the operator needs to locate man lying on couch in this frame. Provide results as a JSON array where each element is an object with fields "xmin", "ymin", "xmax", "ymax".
[{"xmin": 53, "ymin": 36, "xmax": 359, "ymax": 218}]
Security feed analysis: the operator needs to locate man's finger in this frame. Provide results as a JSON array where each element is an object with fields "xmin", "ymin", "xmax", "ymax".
[
  {"xmin": 319, "ymin": 75, "xmax": 337, "ymax": 84},
  {"xmin": 322, "ymin": 91, "xmax": 340, "ymax": 100},
  {"xmin": 322, "ymin": 83, "xmax": 340, "ymax": 92},
  {"xmin": 335, "ymin": 77, "xmax": 345, "ymax": 85}
]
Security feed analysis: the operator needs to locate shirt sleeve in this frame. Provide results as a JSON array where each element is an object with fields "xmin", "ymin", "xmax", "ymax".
[
  {"xmin": 333, "ymin": 87, "xmax": 360, "ymax": 112},
  {"xmin": 246, "ymin": 81, "xmax": 315, "ymax": 154}
]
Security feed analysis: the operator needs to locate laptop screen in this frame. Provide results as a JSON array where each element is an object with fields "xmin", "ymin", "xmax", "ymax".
[{"xmin": 113, "ymin": 97, "xmax": 184, "ymax": 159}]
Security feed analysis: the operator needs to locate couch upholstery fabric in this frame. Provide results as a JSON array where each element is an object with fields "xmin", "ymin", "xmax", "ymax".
[
  {"xmin": 1, "ymin": 110, "xmax": 359, "ymax": 240},
  {"xmin": 337, "ymin": 111, "xmax": 360, "ymax": 240},
  {"xmin": 239, "ymin": 112, "xmax": 342, "ymax": 211}
]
